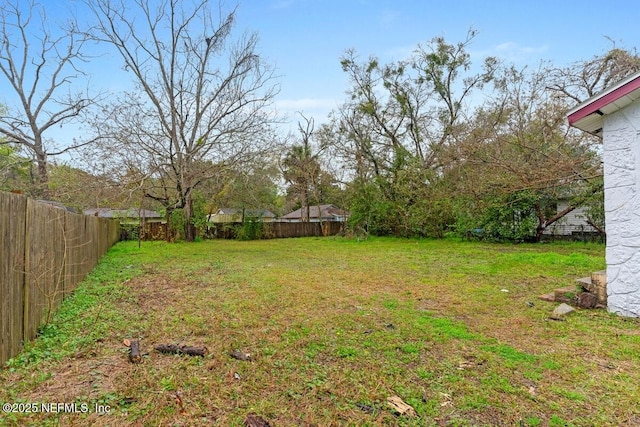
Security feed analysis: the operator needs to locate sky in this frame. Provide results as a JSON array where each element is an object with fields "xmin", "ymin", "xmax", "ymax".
[
  {"xmin": 229, "ymin": 0, "xmax": 640, "ymax": 132},
  {"xmin": 2, "ymin": 0, "xmax": 640, "ymax": 148}
]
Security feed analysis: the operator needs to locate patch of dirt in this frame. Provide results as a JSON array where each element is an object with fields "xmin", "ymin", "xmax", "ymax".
[
  {"xmin": 458, "ymin": 406, "xmax": 519, "ymax": 427},
  {"xmin": 125, "ymin": 274, "xmax": 189, "ymax": 313},
  {"xmin": 28, "ymin": 354, "xmax": 125, "ymax": 402}
]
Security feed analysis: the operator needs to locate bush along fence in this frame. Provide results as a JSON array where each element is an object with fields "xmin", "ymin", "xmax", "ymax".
[
  {"xmin": 117, "ymin": 221, "xmax": 346, "ymax": 241},
  {"xmin": 205, "ymin": 221, "xmax": 346, "ymax": 240},
  {"xmin": 0, "ymin": 191, "xmax": 120, "ymax": 366},
  {"xmin": 119, "ymin": 222, "xmax": 170, "ymax": 241}
]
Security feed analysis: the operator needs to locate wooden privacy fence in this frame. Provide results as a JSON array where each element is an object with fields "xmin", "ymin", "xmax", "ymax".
[
  {"xmin": 0, "ymin": 192, "xmax": 120, "ymax": 366},
  {"xmin": 206, "ymin": 221, "xmax": 345, "ymax": 240},
  {"xmin": 120, "ymin": 222, "xmax": 169, "ymax": 241},
  {"xmin": 117, "ymin": 221, "xmax": 346, "ymax": 241}
]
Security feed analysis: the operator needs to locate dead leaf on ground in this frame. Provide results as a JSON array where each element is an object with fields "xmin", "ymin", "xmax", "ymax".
[
  {"xmin": 386, "ymin": 395, "xmax": 417, "ymax": 417},
  {"xmin": 439, "ymin": 392, "xmax": 452, "ymax": 407},
  {"xmin": 457, "ymin": 360, "xmax": 475, "ymax": 370},
  {"xmin": 172, "ymin": 391, "xmax": 186, "ymax": 415},
  {"xmin": 230, "ymin": 350, "xmax": 252, "ymax": 361}
]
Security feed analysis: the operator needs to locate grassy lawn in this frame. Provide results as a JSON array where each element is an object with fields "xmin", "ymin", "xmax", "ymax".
[{"xmin": 1, "ymin": 237, "xmax": 638, "ymax": 426}]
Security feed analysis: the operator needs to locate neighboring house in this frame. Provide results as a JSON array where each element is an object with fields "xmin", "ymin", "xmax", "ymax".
[
  {"xmin": 207, "ymin": 208, "xmax": 276, "ymax": 223},
  {"xmin": 37, "ymin": 200, "xmax": 77, "ymax": 213},
  {"xmin": 567, "ymin": 70, "xmax": 640, "ymax": 317},
  {"xmin": 84, "ymin": 208, "xmax": 164, "ymax": 224},
  {"xmin": 279, "ymin": 204, "xmax": 349, "ymax": 223},
  {"xmin": 542, "ymin": 198, "xmax": 599, "ymax": 238}
]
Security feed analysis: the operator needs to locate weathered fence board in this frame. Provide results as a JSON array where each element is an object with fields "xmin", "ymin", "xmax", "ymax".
[
  {"xmin": 24, "ymin": 199, "xmax": 70, "ymax": 341},
  {"xmin": 0, "ymin": 191, "xmax": 120, "ymax": 365},
  {"xmin": 0, "ymin": 192, "xmax": 27, "ymax": 366}
]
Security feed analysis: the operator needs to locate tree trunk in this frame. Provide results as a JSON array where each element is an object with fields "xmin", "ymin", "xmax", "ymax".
[
  {"xmin": 535, "ymin": 202, "xmax": 580, "ymax": 242},
  {"xmin": 302, "ymin": 188, "xmax": 310, "ymax": 222},
  {"xmin": 165, "ymin": 207, "xmax": 175, "ymax": 242},
  {"xmin": 184, "ymin": 193, "xmax": 196, "ymax": 242},
  {"xmin": 34, "ymin": 147, "xmax": 50, "ymax": 199},
  {"xmin": 587, "ymin": 219, "xmax": 606, "ymax": 239}
]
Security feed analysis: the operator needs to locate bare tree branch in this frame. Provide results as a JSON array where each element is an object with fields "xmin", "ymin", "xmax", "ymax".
[
  {"xmin": 85, "ymin": 0, "xmax": 280, "ymax": 241},
  {"xmin": 0, "ymin": 0, "xmax": 98, "ymax": 198}
]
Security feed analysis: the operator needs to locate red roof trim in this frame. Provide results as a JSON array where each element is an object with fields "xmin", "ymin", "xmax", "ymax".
[{"xmin": 568, "ymin": 75, "xmax": 640, "ymax": 125}]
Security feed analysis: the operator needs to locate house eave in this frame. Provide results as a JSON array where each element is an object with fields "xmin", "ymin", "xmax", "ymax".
[{"xmin": 567, "ymin": 71, "xmax": 640, "ymax": 136}]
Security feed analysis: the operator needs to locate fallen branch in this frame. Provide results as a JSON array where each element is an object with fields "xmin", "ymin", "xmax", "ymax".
[
  {"xmin": 155, "ymin": 344, "xmax": 208, "ymax": 357},
  {"xmin": 123, "ymin": 339, "xmax": 142, "ymax": 363}
]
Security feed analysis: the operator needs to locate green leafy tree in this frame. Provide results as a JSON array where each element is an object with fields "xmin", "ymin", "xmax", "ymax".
[
  {"xmin": 329, "ymin": 31, "xmax": 497, "ymax": 237},
  {"xmin": 0, "ymin": 142, "xmax": 31, "ymax": 192},
  {"xmin": 451, "ymin": 64, "xmax": 604, "ymax": 241},
  {"xmin": 282, "ymin": 145, "xmax": 320, "ymax": 220},
  {"xmin": 211, "ymin": 160, "xmax": 282, "ymax": 215},
  {"xmin": 477, "ymin": 191, "xmax": 542, "ymax": 242},
  {"xmin": 581, "ymin": 176, "xmax": 605, "ymax": 238},
  {"xmin": 281, "ymin": 114, "xmax": 339, "ymax": 220}
]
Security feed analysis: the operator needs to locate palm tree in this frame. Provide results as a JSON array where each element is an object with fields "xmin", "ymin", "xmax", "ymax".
[
  {"xmin": 282, "ymin": 115, "xmax": 321, "ymax": 222},
  {"xmin": 283, "ymin": 144, "xmax": 320, "ymax": 221}
]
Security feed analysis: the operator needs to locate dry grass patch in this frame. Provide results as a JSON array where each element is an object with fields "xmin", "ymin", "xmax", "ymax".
[{"xmin": 2, "ymin": 237, "xmax": 639, "ymax": 426}]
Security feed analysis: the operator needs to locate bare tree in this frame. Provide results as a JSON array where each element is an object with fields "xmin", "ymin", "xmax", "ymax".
[
  {"xmin": 86, "ymin": 0, "xmax": 280, "ymax": 241},
  {"xmin": 546, "ymin": 41, "xmax": 640, "ymax": 104},
  {"xmin": 0, "ymin": 0, "xmax": 97, "ymax": 198}
]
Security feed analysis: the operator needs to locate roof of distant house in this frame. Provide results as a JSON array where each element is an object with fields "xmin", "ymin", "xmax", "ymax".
[
  {"xmin": 84, "ymin": 207, "xmax": 163, "ymax": 219},
  {"xmin": 280, "ymin": 204, "xmax": 349, "ymax": 220},
  {"xmin": 37, "ymin": 200, "xmax": 76, "ymax": 213},
  {"xmin": 215, "ymin": 208, "xmax": 276, "ymax": 218},
  {"xmin": 567, "ymin": 70, "xmax": 640, "ymax": 137}
]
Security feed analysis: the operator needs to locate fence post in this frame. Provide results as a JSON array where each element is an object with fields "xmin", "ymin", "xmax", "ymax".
[{"xmin": 22, "ymin": 199, "xmax": 32, "ymax": 344}]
